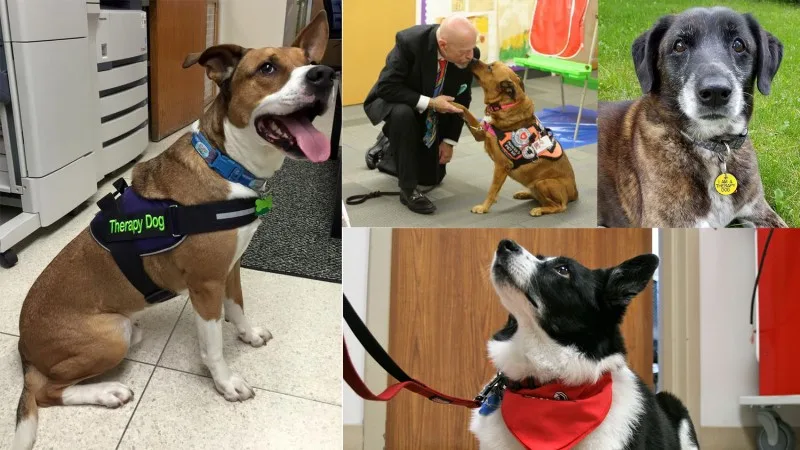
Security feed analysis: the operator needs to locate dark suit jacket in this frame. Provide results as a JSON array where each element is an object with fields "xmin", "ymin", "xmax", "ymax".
[{"xmin": 363, "ymin": 24, "xmax": 478, "ymax": 144}]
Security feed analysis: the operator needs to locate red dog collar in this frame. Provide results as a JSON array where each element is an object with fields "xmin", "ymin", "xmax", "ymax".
[{"xmin": 501, "ymin": 373, "xmax": 613, "ymax": 450}]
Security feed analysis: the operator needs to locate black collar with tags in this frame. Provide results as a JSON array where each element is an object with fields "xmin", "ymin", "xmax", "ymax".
[{"xmin": 680, "ymin": 128, "xmax": 748, "ymax": 154}]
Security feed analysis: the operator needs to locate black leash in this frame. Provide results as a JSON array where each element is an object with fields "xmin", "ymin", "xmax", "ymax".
[
  {"xmin": 345, "ymin": 184, "xmax": 437, "ymax": 205},
  {"xmin": 750, "ymin": 228, "xmax": 775, "ymax": 326},
  {"xmin": 343, "ymin": 294, "xmax": 413, "ymax": 382},
  {"xmin": 343, "ymin": 293, "xmax": 483, "ymax": 407},
  {"xmin": 346, "ymin": 133, "xmax": 442, "ymax": 206}
]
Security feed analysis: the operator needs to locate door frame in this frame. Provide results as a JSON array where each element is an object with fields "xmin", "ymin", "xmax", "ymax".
[
  {"xmin": 361, "ymin": 227, "xmax": 392, "ymax": 450},
  {"xmin": 659, "ymin": 229, "xmax": 701, "ymax": 421}
]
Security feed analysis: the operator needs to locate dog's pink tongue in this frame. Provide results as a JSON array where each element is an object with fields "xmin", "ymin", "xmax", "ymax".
[{"xmin": 277, "ymin": 116, "xmax": 330, "ymax": 162}]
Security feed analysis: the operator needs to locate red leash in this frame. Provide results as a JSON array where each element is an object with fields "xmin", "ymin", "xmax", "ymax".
[{"xmin": 342, "ymin": 294, "xmax": 481, "ymax": 408}]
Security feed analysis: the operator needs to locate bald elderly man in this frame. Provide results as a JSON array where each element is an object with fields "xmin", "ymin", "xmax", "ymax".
[{"xmin": 364, "ymin": 16, "xmax": 479, "ymax": 214}]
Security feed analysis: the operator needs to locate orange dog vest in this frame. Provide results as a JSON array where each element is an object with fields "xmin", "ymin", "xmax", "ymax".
[{"xmin": 482, "ymin": 120, "xmax": 563, "ymax": 169}]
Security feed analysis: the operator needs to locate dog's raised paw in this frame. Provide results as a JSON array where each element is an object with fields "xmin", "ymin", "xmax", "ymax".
[
  {"xmin": 529, "ymin": 207, "xmax": 543, "ymax": 217},
  {"xmin": 239, "ymin": 327, "xmax": 273, "ymax": 348},
  {"xmin": 214, "ymin": 373, "xmax": 255, "ymax": 402},
  {"xmin": 471, "ymin": 204, "xmax": 489, "ymax": 214},
  {"xmin": 513, "ymin": 191, "xmax": 534, "ymax": 200}
]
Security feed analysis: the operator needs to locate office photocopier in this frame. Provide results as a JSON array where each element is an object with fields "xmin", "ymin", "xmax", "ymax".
[{"xmin": 0, "ymin": 0, "xmax": 149, "ymax": 268}]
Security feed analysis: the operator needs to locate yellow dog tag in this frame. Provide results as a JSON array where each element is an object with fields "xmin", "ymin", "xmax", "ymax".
[{"xmin": 714, "ymin": 173, "xmax": 738, "ymax": 195}]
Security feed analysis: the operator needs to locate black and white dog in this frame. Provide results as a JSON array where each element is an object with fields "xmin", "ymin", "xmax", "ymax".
[{"xmin": 471, "ymin": 239, "xmax": 699, "ymax": 449}]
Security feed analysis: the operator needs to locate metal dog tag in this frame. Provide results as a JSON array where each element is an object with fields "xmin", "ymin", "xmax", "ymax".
[
  {"xmin": 714, "ymin": 173, "xmax": 738, "ymax": 195},
  {"xmin": 714, "ymin": 143, "xmax": 737, "ymax": 195}
]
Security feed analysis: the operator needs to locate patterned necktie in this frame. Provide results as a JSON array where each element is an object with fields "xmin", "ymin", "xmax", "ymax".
[{"xmin": 423, "ymin": 58, "xmax": 448, "ymax": 147}]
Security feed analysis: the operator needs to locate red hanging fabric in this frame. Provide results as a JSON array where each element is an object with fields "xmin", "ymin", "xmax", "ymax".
[{"xmin": 529, "ymin": 0, "xmax": 590, "ymax": 58}]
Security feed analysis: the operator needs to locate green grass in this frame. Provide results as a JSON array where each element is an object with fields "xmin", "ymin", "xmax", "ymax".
[{"xmin": 599, "ymin": 0, "xmax": 800, "ymax": 226}]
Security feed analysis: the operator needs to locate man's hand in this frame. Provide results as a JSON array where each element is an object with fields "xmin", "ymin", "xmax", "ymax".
[
  {"xmin": 439, "ymin": 141, "xmax": 454, "ymax": 164},
  {"xmin": 429, "ymin": 96, "xmax": 462, "ymax": 114}
]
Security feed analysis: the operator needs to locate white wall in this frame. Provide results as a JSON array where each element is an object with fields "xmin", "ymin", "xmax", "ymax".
[
  {"xmin": 698, "ymin": 229, "xmax": 800, "ymax": 428},
  {"xmin": 343, "ymin": 228, "xmax": 370, "ymax": 426},
  {"xmin": 219, "ymin": 0, "xmax": 287, "ymax": 48}
]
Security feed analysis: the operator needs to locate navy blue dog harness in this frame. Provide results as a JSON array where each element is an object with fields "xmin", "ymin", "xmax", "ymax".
[{"xmin": 89, "ymin": 132, "xmax": 271, "ymax": 304}]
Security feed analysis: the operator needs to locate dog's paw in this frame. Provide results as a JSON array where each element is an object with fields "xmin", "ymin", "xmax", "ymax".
[
  {"xmin": 238, "ymin": 327, "xmax": 273, "ymax": 348},
  {"xmin": 471, "ymin": 204, "xmax": 490, "ymax": 214},
  {"xmin": 96, "ymin": 382, "xmax": 134, "ymax": 408},
  {"xmin": 513, "ymin": 191, "xmax": 533, "ymax": 200},
  {"xmin": 214, "ymin": 373, "xmax": 255, "ymax": 402},
  {"xmin": 529, "ymin": 207, "xmax": 543, "ymax": 217}
]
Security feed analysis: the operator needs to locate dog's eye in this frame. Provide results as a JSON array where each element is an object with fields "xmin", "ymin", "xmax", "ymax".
[
  {"xmin": 554, "ymin": 265, "xmax": 570, "ymax": 277},
  {"xmin": 673, "ymin": 40, "xmax": 687, "ymax": 53},
  {"xmin": 732, "ymin": 38, "xmax": 745, "ymax": 53},
  {"xmin": 259, "ymin": 63, "xmax": 276, "ymax": 75}
]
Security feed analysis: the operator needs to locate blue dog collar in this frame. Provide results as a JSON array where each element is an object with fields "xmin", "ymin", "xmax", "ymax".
[
  {"xmin": 478, "ymin": 391, "xmax": 503, "ymax": 416},
  {"xmin": 191, "ymin": 132, "xmax": 268, "ymax": 192}
]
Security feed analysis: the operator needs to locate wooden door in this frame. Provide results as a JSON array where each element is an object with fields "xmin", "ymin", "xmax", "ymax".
[
  {"xmin": 386, "ymin": 228, "xmax": 653, "ymax": 450},
  {"xmin": 148, "ymin": 0, "xmax": 208, "ymax": 141}
]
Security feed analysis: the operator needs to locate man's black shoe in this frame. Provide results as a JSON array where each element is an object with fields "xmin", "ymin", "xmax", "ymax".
[
  {"xmin": 365, "ymin": 132, "xmax": 389, "ymax": 170},
  {"xmin": 399, "ymin": 189, "xmax": 436, "ymax": 214}
]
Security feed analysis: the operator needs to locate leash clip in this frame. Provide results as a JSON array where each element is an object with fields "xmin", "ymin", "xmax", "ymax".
[
  {"xmin": 474, "ymin": 372, "xmax": 505, "ymax": 404},
  {"xmin": 255, "ymin": 178, "xmax": 269, "ymax": 193}
]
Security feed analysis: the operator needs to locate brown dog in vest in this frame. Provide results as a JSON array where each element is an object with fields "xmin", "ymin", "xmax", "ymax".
[
  {"xmin": 455, "ymin": 59, "xmax": 577, "ymax": 217},
  {"xmin": 12, "ymin": 11, "xmax": 333, "ymax": 450}
]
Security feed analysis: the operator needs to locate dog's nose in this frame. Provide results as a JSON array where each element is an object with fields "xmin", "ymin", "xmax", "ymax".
[
  {"xmin": 498, "ymin": 239, "xmax": 520, "ymax": 253},
  {"xmin": 306, "ymin": 65, "xmax": 335, "ymax": 90},
  {"xmin": 697, "ymin": 77, "xmax": 732, "ymax": 108}
]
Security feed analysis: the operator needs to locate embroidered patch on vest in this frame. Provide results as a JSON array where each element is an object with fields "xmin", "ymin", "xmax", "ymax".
[
  {"xmin": 483, "ymin": 121, "xmax": 564, "ymax": 169},
  {"xmin": 90, "ymin": 188, "xmax": 186, "ymax": 257}
]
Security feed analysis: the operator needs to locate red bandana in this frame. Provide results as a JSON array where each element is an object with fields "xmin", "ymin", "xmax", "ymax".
[{"xmin": 501, "ymin": 373, "xmax": 613, "ymax": 450}]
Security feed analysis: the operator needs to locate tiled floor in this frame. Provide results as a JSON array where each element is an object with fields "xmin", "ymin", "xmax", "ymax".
[
  {"xmin": 342, "ymin": 75, "xmax": 598, "ymax": 228},
  {"xmin": 0, "ymin": 119, "xmax": 341, "ymax": 448}
]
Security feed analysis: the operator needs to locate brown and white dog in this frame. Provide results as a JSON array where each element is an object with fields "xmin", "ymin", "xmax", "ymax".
[
  {"xmin": 456, "ymin": 60, "xmax": 578, "ymax": 217},
  {"xmin": 598, "ymin": 7, "xmax": 786, "ymax": 228},
  {"xmin": 12, "ymin": 11, "xmax": 333, "ymax": 450}
]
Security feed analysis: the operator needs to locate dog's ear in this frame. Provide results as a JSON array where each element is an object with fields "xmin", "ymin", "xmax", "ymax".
[
  {"xmin": 499, "ymin": 80, "xmax": 517, "ymax": 100},
  {"xmin": 602, "ymin": 254, "xmax": 659, "ymax": 308},
  {"xmin": 745, "ymin": 14, "xmax": 783, "ymax": 95},
  {"xmin": 293, "ymin": 10, "xmax": 329, "ymax": 64},
  {"xmin": 182, "ymin": 44, "xmax": 248, "ymax": 86},
  {"xmin": 632, "ymin": 15, "xmax": 672, "ymax": 94}
]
